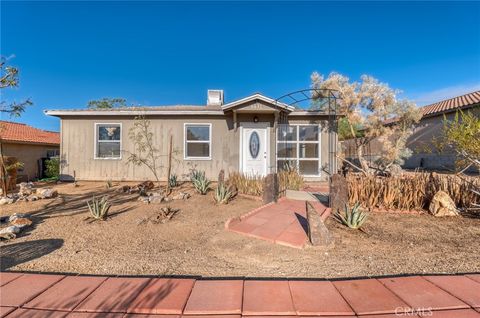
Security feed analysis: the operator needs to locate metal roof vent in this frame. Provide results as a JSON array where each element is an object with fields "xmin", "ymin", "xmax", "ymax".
[{"xmin": 207, "ymin": 90, "xmax": 224, "ymax": 106}]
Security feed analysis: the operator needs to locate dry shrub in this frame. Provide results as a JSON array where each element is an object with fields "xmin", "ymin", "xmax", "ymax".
[
  {"xmin": 228, "ymin": 172, "xmax": 263, "ymax": 196},
  {"xmin": 347, "ymin": 172, "xmax": 479, "ymax": 211},
  {"xmin": 278, "ymin": 168, "xmax": 304, "ymax": 192}
]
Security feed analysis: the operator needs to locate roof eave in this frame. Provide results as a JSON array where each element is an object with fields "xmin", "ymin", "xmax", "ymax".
[{"xmin": 44, "ymin": 110, "xmax": 226, "ymax": 117}]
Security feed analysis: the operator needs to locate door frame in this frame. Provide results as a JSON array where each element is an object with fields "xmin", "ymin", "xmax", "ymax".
[{"xmin": 239, "ymin": 122, "xmax": 270, "ymax": 176}]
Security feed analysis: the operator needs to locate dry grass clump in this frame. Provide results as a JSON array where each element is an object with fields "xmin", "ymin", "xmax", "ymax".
[
  {"xmin": 278, "ymin": 167, "xmax": 304, "ymax": 192},
  {"xmin": 347, "ymin": 172, "xmax": 479, "ymax": 211},
  {"xmin": 228, "ymin": 172, "xmax": 263, "ymax": 196}
]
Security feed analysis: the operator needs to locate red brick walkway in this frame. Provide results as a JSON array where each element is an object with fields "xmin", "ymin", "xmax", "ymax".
[
  {"xmin": 1, "ymin": 273, "xmax": 480, "ymax": 317},
  {"xmin": 226, "ymin": 197, "xmax": 331, "ymax": 248}
]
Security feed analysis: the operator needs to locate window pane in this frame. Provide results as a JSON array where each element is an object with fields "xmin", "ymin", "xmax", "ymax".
[
  {"xmin": 299, "ymin": 160, "xmax": 319, "ymax": 175},
  {"xmin": 299, "ymin": 125, "xmax": 318, "ymax": 141},
  {"xmin": 277, "ymin": 143, "xmax": 297, "ymax": 158},
  {"xmin": 277, "ymin": 125, "xmax": 297, "ymax": 141},
  {"xmin": 277, "ymin": 160, "xmax": 297, "ymax": 171},
  {"xmin": 97, "ymin": 142, "xmax": 120, "ymax": 158},
  {"xmin": 98, "ymin": 125, "xmax": 121, "ymax": 141},
  {"xmin": 299, "ymin": 143, "xmax": 318, "ymax": 158},
  {"xmin": 186, "ymin": 126, "xmax": 210, "ymax": 141},
  {"xmin": 186, "ymin": 142, "xmax": 210, "ymax": 158}
]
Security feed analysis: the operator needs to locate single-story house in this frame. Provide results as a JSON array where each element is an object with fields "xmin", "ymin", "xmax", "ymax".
[
  {"xmin": 342, "ymin": 90, "xmax": 480, "ymax": 172},
  {"xmin": 45, "ymin": 91, "xmax": 338, "ymax": 182},
  {"xmin": 0, "ymin": 121, "xmax": 60, "ymax": 181}
]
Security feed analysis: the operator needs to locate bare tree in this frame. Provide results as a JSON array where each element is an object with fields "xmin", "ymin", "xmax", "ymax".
[{"xmin": 311, "ymin": 72, "xmax": 422, "ymax": 175}]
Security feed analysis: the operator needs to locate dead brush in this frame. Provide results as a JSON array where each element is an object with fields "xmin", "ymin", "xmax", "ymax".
[
  {"xmin": 150, "ymin": 206, "xmax": 179, "ymax": 224},
  {"xmin": 228, "ymin": 172, "xmax": 263, "ymax": 196},
  {"xmin": 278, "ymin": 166, "xmax": 304, "ymax": 192}
]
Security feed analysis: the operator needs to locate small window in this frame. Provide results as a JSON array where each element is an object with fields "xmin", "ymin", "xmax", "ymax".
[
  {"xmin": 47, "ymin": 149, "xmax": 60, "ymax": 158},
  {"xmin": 185, "ymin": 124, "xmax": 211, "ymax": 159},
  {"xmin": 95, "ymin": 123, "xmax": 121, "ymax": 159}
]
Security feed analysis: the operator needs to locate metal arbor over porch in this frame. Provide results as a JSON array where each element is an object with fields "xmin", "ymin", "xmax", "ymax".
[{"xmin": 273, "ymin": 88, "xmax": 341, "ymax": 181}]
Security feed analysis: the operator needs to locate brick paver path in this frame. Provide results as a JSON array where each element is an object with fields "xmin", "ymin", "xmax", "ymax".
[
  {"xmin": 226, "ymin": 197, "xmax": 331, "ymax": 248},
  {"xmin": 1, "ymin": 273, "xmax": 479, "ymax": 317}
]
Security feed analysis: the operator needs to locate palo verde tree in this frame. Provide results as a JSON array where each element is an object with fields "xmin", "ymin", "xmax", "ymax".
[
  {"xmin": 0, "ymin": 57, "xmax": 33, "ymax": 195},
  {"xmin": 87, "ymin": 98, "xmax": 127, "ymax": 109},
  {"xmin": 311, "ymin": 72, "xmax": 422, "ymax": 175}
]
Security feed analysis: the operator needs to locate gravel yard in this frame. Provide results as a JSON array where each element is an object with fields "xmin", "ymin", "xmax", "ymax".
[{"xmin": 1, "ymin": 181, "xmax": 479, "ymax": 278}]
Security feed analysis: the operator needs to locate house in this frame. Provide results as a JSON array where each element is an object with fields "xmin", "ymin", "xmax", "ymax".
[
  {"xmin": 45, "ymin": 91, "xmax": 339, "ymax": 182},
  {"xmin": 342, "ymin": 90, "xmax": 480, "ymax": 172},
  {"xmin": 0, "ymin": 121, "xmax": 60, "ymax": 181}
]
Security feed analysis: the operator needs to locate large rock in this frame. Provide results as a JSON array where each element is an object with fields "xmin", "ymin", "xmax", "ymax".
[
  {"xmin": 306, "ymin": 202, "xmax": 333, "ymax": 246},
  {"xmin": 10, "ymin": 217, "xmax": 32, "ymax": 229},
  {"xmin": 330, "ymin": 174, "xmax": 348, "ymax": 213},
  {"xmin": 262, "ymin": 173, "xmax": 279, "ymax": 204},
  {"xmin": 172, "ymin": 192, "xmax": 190, "ymax": 200},
  {"xmin": 37, "ymin": 188, "xmax": 58, "ymax": 199},
  {"xmin": 0, "ymin": 197, "xmax": 14, "ymax": 205},
  {"xmin": 429, "ymin": 190, "xmax": 459, "ymax": 217},
  {"xmin": 18, "ymin": 182, "xmax": 34, "ymax": 196},
  {"xmin": 8, "ymin": 213, "xmax": 30, "ymax": 223}
]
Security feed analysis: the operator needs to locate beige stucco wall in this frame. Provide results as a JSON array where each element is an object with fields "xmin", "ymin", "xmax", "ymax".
[
  {"xmin": 59, "ymin": 114, "xmax": 333, "ymax": 182},
  {"xmin": 3, "ymin": 142, "xmax": 59, "ymax": 181}
]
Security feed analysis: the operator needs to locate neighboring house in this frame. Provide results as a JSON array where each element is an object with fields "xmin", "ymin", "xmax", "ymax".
[
  {"xmin": 0, "ymin": 121, "xmax": 60, "ymax": 181},
  {"xmin": 342, "ymin": 90, "xmax": 480, "ymax": 172},
  {"xmin": 45, "ymin": 91, "xmax": 339, "ymax": 182}
]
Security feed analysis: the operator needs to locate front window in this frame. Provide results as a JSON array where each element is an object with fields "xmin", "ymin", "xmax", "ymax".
[
  {"xmin": 277, "ymin": 124, "xmax": 320, "ymax": 176},
  {"xmin": 184, "ymin": 124, "xmax": 211, "ymax": 159},
  {"xmin": 95, "ymin": 123, "xmax": 121, "ymax": 159}
]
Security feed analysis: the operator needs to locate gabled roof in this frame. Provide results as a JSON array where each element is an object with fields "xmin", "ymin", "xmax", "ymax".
[
  {"xmin": 221, "ymin": 93, "xmax": 295, "ymax": 111},
  {"xmin": 0, "ymin": 121, "xmax": 60, "ymax": 145},
  {"xmin": 419, "ymin": 90, "xmax": 480, "ymax": 118}
]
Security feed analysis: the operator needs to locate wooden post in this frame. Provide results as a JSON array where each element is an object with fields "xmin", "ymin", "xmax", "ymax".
[{"xmin": 166, "ymin": 135, "xmax": 173, "ymax": 195}]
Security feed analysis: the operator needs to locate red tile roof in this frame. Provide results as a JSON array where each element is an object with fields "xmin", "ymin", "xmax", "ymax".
[
  {"xmin": 0, "ymin": 121, "xmax": 60, "ymax": 145},
  {"xmin": 419, "ymin": 90, "xmax": 480, "ymax": 118}
]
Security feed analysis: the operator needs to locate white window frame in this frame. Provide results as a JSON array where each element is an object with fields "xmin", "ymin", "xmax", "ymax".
[
  {"xmin": 276, "ymin": 124, "xmax": 321, "ymax": 177},
  {"xmin": 184, "ymin": 123, "xmax": 212, "ymax": 160},
  {"xmin": 94, "ymin": 123, "xmax": 122, "ymax": 160}
]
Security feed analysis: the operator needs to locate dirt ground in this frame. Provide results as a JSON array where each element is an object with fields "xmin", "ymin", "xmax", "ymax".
[{"xmin": 1, "ymin": 181, "xmax": 479, "ymax": 278}]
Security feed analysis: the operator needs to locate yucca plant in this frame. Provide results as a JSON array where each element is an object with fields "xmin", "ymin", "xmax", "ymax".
[
  {"xmin": 169, "ymin": 174, "xmax": 178, "ymax": 188},
  {"xmin": 190, "ymin": 169, "xmax": 203, "ymax": 183},
  {"xmin": 192, "ymin": 171, "xmax": 210, "ymax": 195},
  {"xmin": 105, "ymin": 180, "xmax": 113, "ymax": 189},
  {"xmin": 87, "ymin": 196, "xmax": 111, "ymax": 220},
  {"xmin": 214, "ymin": 183, "xmax": 233, "ymax": 204},
  {"xmin": 334, "ymin": 202, "xmax": 368, "ymax": 229}
]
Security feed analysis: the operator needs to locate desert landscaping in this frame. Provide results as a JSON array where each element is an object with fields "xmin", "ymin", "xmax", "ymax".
[{"xmin": 1, "ymin": 180, "xmax": 479, "ymax": 278}]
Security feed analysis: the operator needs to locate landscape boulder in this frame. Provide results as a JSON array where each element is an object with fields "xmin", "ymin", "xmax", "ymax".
[
  {"xmin": 10, "ymin": 217, "xmax": 33, "ymax": 229},
  {"xmin": 429, "ymin": 190, "xmax": 459, "ymax": 217},
  {"xmin": 18, "ymin": 182, "xmax": 34, "ymax": 196},
  {"xmin": 37, "ymin": 188, "xmax": 58, "ymax": 199},
  {"xmin": 149, "ymin": 192, "xmax": 164, "ymax": 204},
  {"xmin": 172, "ymin": 192, "xmax": 190, "ymax": 200},
  {"xmin": 330, "ymin": 174, "xmax": 348, "ymax": 213},
  {"xmin": 262, "ymin": 173, "xmax": 279, "ymax": 204},
  {"xmin": 8, "ymin": 213, "xmax": 30, "ymax": 223},
  {"xmin": 0, "ymin": 197, "xmax": 15, "ymax": 205}
]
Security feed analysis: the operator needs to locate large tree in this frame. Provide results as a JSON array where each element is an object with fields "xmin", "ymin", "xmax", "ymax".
[
  {"xmin": 311, "ymin": 72, "xmax": 422, "ymax": 174},
  {"xmin": 87, "ymin": 97, "xmax": 127, "ymax": 109}
]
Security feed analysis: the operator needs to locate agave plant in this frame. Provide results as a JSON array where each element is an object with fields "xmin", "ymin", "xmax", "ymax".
[
  {"xmin": 214, "ymin": 183, "xmax": 233, "ymax": 204},
  {"xmin": 105, "ymin": 180, "xmax": 113, "ymax": 189},
  {"xmin": 168, "ymin": 174, "xmax": 178, "ymax": 188},
  {"xmin": 192, "ymin": 171, "xmax": 210, "ymax": 195},
  {"xmin": 87, "ymin": 196, "xmax": 111, "ymax": 220},
  {"xmin": 190, "ymin": 169, "xmax": 203, "ymax": 183},
  {"xmin": 334, "ymin": 202, "xmax": 368, "ymax": 229}
]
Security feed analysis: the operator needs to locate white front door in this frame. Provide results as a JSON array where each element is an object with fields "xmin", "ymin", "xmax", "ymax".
[{"xmin": 241, "ymin": 127, "xmax": 268, "ymax": 176}]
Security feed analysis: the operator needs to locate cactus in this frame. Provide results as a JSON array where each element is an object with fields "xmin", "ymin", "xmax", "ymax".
[
  {"xmin": 334, "ymin": 202, "xmax": 368, "ymax": 229},
  {"xmin": 192, "ymin": 171, "xmax": 210, "ymax": 195},
  {"xmin": 87, "ymin": 196, "xmax": 111, "ymax": 220},
  {"xmin": 214, "ymin": 183, "xmax": 233, "ymax": 204},
  {"xmin": 168, "ymin": 174, "xmax": 178, "ymax": 188}
]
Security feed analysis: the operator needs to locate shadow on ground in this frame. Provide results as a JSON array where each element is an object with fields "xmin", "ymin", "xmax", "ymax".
[{"xmin": 0, "ymin": 239, "xmax": 64, "ymax": 270}]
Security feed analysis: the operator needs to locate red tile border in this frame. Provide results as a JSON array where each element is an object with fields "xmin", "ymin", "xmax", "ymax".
[
  {"xmin": 0, "ymin": 306, "xmax": 16, "ymax": 318},
  {"xmin": 4, "ymin": 308, "xmax": 69, "ymax": 318},
  {"xmin": 0, "ymin": 272, "xmax": 22, "ymax": 287},
  {"xmin": 424, "ymin": 275, "xmax": 480, "ymax": 308},
  {"xmin": 183, "ymin": 280, "xmax": 243, "ymax": 315},
  {"xmin": 242, "ymin": 280, "xmax": 296, "ymax": 316}
]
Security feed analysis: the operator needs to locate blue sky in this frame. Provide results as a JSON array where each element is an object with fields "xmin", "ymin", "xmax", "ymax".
[{"xmin": 1, "ymin": 1, "xmax": 479, "ymax": 132}]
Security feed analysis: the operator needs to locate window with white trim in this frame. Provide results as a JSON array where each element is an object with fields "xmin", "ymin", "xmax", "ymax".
[
  {"xmin": 277, "ymin": 124, "xmax": 320, "ymax": 176},
  {"xmin": 184, "ymin": 124, "xmax": 211, "ymax": 159},
  {"xmin": 95, "ymin": 123, "xmax": 121, "ymax": 159}
]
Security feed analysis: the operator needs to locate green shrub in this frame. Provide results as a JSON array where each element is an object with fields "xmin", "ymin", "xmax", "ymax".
[
  {"xmin": 169, "ymin": 174, "xmax": 178, "ymax": 188},
  {"xmin": 87, "ymin": 196, "xmax": 111, "ymax": 220},
  {"xmin": 334, "ymin": 202, "xmax": 368, "ymax": 229},
  {"xmin": 192, "ymin": 171, "xmax": 210, "ymax": 195},
  {"xmin": 45, "ymin": 157, "xmax": 60, "ymax": 179},
  {"xmin": 214, "ymin": 183, "xmax": 233, "ymax": 204}
]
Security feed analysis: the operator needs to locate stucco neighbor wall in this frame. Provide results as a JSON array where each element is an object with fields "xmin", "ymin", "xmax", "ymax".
[
  {"xmin": 3, "ymin": 142, "xmax": 59, "ymax": 181},
  {"xmin": 59, "ymin": 114, "xmax": 333, "ymax": 182}
]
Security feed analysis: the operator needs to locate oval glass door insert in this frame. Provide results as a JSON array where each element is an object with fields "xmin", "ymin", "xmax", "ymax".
[{"xmin": 249, "ymin": 131, "xmax": 260, "ymax": 159}]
